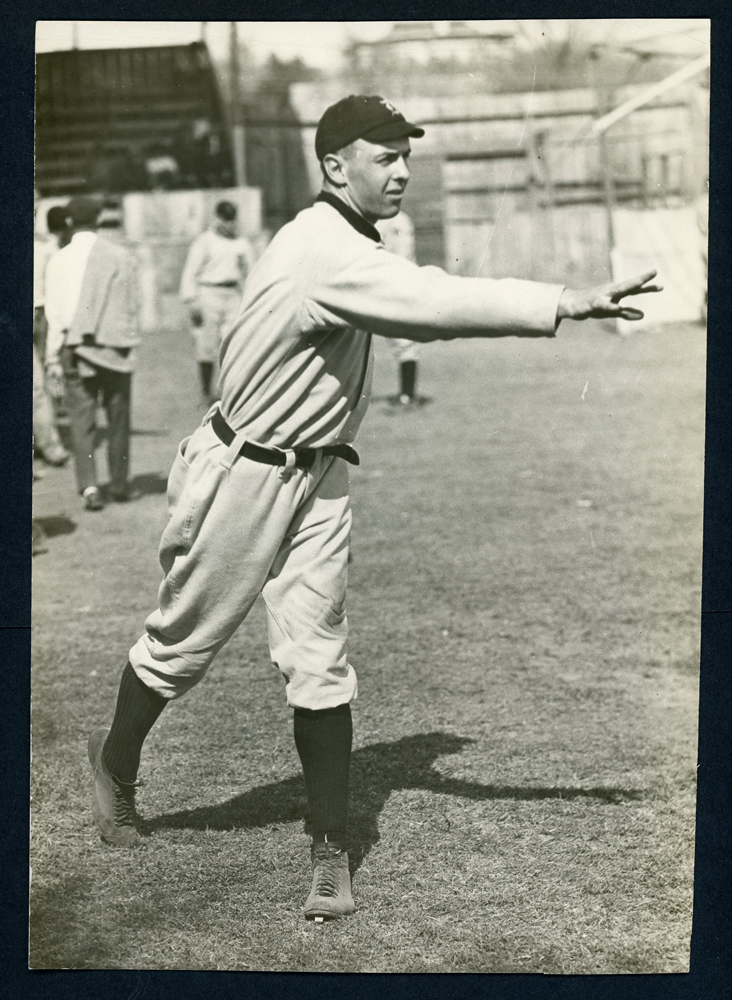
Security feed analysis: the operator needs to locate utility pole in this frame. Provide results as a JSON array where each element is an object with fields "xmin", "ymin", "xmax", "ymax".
[
  {"xmin": 527, "ymin": 129, "xmax": 556, "ymax": 280},
  {"xmin": 589, "ymin": 50, "xmax": 617, "ymax": 265},
  {"xmin": 598, "ymin": 128, "xmax": 616, "ymax": 250},
  {"xmin": 229, "ymin": 21, "xmax": 247, "ymax": 187}
]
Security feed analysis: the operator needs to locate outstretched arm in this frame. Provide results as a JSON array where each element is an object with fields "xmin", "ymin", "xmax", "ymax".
[{"xmin": 557, "ymin": 271, "xmax": 662, "ymax": 323}]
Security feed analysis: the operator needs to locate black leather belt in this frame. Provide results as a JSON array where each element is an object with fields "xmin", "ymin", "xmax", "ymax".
[{"xmin": 211, "ymin": 408, "xmax": 359, "ymax": 469}]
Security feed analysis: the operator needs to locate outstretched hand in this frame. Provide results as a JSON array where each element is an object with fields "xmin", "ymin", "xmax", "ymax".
[{"xmin": 557, "ymin": 271, "xmax": 663, "ymax": 322}]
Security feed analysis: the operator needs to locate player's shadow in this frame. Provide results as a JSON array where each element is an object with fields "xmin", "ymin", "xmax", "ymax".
[
  {"xmin": 130, "ymin": 427, "xmax": 171, "ymax": 437},
  {"xmin": 99, "ymin": 472, "xmax": 168, "ymax": 502},
  {"xmin": 126, "ymin": 472, "xmax": 168, "ymax": 496},
  {"xmin": 34, "ymin": 515, "xmax": 76, "ymax": 538},
  {"xmin": 142, "ymin": 732, "xmax": 642, "ymax": 869},
  {"xmin": 371, "ymin": 393, "xmax": 433, "ymax": 411}
]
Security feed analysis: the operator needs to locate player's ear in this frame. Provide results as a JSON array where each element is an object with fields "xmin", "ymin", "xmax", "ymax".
[{"xmin": 322, "ymin": 151, "xmax": 348, "ymax": 187}]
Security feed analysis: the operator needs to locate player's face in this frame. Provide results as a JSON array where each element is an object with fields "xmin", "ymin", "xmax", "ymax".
[{"xmin": 341, "ymin": 137, "xmax": 411, "ymax": 222}]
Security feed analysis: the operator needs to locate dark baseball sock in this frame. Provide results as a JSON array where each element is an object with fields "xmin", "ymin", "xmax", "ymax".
[
  {"xmin": 294, "ymin": 703, "xmax": 352, "ymax": 845},
  {"xmin": 199, "ymin": 361, "xmax": 214, "ymax": 397},
  {"xmin": 400, "ymin": 360, "xmax": 417, "ymax": 400},
  {"xmin": 102, "ymin": 662, "xmax": 167, "ymax": 783}
]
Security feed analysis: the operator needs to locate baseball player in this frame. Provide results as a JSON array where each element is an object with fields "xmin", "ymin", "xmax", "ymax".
[
  {"xmin": 88, "ymin": 95, "xmax": 661, "ymax": 921},
  {"xmin": 376, "ymin": 211, "xmax": 421, "ymax": 405},
  {"xmin": 179, "ymin": 200, "xmax": 255, "ymax": 405}
]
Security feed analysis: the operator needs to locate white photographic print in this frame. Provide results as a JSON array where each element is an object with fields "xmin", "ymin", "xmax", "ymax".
[{"xmin": 31, "ymin": 19, "xmax": 709, "ymax": 972}]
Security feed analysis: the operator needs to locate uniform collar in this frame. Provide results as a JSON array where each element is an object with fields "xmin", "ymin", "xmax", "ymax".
[
  {"xmin": 70, "ymin": 230, "xmax": 98, "ymax": 246},
  {"xmin": 315, "ymin": 191, "xmax": 381, "ymax": 243}
]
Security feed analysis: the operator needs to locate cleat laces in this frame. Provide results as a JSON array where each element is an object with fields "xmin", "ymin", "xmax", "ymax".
[
  {"xmin": 112, "ymin": 777, "xmax": 142, "ymax": 829},
  {"xmin": 312, "ymin": 846, "xmax": 344, "ymax": 897}
]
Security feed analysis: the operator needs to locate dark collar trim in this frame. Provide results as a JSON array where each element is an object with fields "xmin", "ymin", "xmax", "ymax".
[{"xmin": 315, "ymin": 192, "xmax": 381, "ymax": 243}]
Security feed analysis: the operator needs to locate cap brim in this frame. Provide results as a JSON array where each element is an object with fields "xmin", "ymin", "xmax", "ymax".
[{"xmin": 362, "ymin": 120, "xmax": 425, "ymax": 143}]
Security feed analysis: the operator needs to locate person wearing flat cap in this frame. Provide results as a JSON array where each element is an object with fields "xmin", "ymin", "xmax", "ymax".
[
  {"xmin": 45, "ymin": 196, "xmax": 141, "ymax": 510},
  {"xmin": 88, "ymin": 95, "xmax": 661, "ymax": 920}
]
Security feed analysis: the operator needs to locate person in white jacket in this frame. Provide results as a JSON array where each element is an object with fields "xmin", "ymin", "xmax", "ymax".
[
  {"xmin": 33, "ymin": 204, "xmax": 70, "ymax": 469},
  {"xmin": 88, "ymin": 95, "xmax": 661, "ymax": 922},
  {"xmin": 179, "ymin": 200, "xmax": 255, "ymax": 404}
]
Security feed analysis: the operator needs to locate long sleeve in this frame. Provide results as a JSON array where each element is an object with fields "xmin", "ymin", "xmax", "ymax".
[
  {"xmin": 217, "ymin": 199, "xmax": 566, "ymax": 450},
  {"xmin": 305, "ymin": 245, "xmax": 564, "ymax": 343},
  {"xmin": 179, "ymin": 235, "xmax": 207, "ymax": 302}
]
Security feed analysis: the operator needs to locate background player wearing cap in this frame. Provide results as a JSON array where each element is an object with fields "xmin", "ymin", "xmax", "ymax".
[
  {"xmin": 376, "ymin": 211, "xmax": 421, "ymax": 405},
  {"xmin": 88, "ymin": 95, "xmax": 660, "ymax": 920},
  {"xmin": 179, "ymin": 200, "xmax": 255, "ymax": 405}
]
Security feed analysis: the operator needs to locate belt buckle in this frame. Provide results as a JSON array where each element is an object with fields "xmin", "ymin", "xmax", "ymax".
[{"xmin": 278, "ymin": 449, "xmax": 297, "ymax": 481}]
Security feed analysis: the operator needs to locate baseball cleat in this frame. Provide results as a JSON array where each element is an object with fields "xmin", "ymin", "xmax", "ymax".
[
  {"xmin": 83, "ymin": 487, "xmax": 105, "ymax": 512},
  {"xmin": 88, "ymin": 727, "xmax": 141, "ymax": 847},
  {"xmin": 304, "ymin": 842, "xmax": 355, "ymax": 921}
]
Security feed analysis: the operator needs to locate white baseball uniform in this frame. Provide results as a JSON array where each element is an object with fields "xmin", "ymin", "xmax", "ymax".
[{"xmin": 180, "ymin": 228, "xmax": 255, "ymax": 362}]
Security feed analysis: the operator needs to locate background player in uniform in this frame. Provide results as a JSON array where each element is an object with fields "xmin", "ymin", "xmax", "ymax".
[
  {"xmin": 376, "ymin": 211, "xmax": 421, "ymax": 405},
  {"xmin": 88, "ymin": 95, "xmax": 661, "ymax": 922},
  {"xmin": 179, "ymin": 200, "xmax": 255, "ymax": 405}
]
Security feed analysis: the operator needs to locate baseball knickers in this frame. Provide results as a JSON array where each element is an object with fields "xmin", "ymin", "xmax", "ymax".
[
  {"xmin": 388, "ymin": 338, "xmax": 419, "ymax": 363},
  {"xmin": 129, "ymin": 418, "xmax": 357, "ymax": 711},
  {"xmin": 191, "ymin": 286, "xmax": 241, "ymax": 363}
]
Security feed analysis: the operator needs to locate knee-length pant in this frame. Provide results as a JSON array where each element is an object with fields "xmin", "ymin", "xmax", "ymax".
[
  {"xmin": 191, "ymin": 286, "xmax": 241, "ymax": 363},
  {"xmin": 129, "ymin": 418, "xmax": 357, "ymax": 711},
  {"xmin": 388, "ymin": 338, "xmax": 420, "ymax": 363}
]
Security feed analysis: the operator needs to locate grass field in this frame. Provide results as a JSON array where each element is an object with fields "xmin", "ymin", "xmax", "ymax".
[{"xmin": 30, "ymin": 306, "xmax": 705, "ymax": 972}]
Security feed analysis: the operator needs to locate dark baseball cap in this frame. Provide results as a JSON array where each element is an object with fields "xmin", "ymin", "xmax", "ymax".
[
  {"xmin": 215, "ymin": 200, "xmax": 237, "ymax": 221},
  {"xmin": 65, "ymin": 196, "xmax": 100, "ymax": 227},
  {"xmin": 315, "ymin": 95, "xmax": 424, "ymax": 161},
  {"xmin": 46, "ymin": 204, "xmax": 70, "ymax": 233}
]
